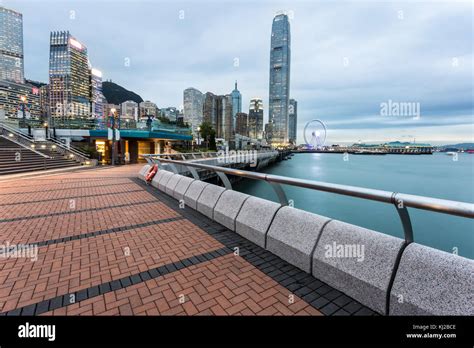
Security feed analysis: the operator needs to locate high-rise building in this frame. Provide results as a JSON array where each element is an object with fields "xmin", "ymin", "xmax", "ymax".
[
  {"xmin": 183, "ymin": 87, "xmax": 203, "ymax": 137},
  {"xmin": 249, "ymin": 98, "xmax": 264, "ymax": 139},
  {"xmin": 139, "ymin": 101, "xmax": 158, "ymax": 119},
  {"xmin": 235, "ymin": 112, "xmax": 249, "ymax": 137},
  {"xmin": 288, "ymin": 98, "xmax": 297, "ymax": 144},
  {"xmin": 0, "ymin": 6, "xmax": 24, "ymax": 84},
  {"xmin": 202, "ymin": 92, "xmax": 234, "ymax": 143},
  {"xmin": 231, "ymin": 81, "xmax": 241, "ymax": 128},
  {"xmin": 120, "ymin": 100, "xmax": 138, "ymax": 121},
  {"xmin": 90, "ymin": 68, "xmax": 106, "ymax": 123},
  {"xmin": 49, "ymin": 31, "xmax": 91, "ymax": 122},
  {"xmin": 268, "ymin": 13, "xmax": 291, "ymax": 144},
  {"xmin": 203, "ymin": 92, "xmax": 218, "ymax": 127}
]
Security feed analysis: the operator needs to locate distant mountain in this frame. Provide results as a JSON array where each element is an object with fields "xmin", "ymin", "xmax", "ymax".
[
  {"xmin": 102, "ymin": 81, "xmax": 143, "ymax": 105},
  {"xmin": 438, "ymin": 143, "xmax": 474, "ymax": 150}
]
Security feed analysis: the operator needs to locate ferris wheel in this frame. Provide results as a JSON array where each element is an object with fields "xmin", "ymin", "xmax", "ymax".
[{"xmin": 303, "ymin": 119, "xmax": 327, "ymax": 149}]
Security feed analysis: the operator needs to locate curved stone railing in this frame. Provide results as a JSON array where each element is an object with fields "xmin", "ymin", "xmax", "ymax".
[{"xmin": 138, "ymin": 164, "xmax": 474, "ymax": 316}]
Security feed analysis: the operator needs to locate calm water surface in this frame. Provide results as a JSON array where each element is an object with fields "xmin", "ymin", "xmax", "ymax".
[{"xmin": 233, "ymin": 153, "xmax": 474, "ymax": 259}]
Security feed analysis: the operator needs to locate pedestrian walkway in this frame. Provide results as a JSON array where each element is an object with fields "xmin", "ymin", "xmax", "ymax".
[{"xmin": 0, "ymin": 165, "xmax": 375, "ymax": 316}]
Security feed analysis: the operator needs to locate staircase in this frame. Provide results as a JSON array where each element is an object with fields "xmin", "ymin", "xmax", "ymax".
[{"xmin": 0, "ymin": 136, "xmax": 81, "ymax": 175}]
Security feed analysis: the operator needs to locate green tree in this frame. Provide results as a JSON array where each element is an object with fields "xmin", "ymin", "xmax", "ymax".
[{"xmin": 199, "ymin": 121, "xmax": 216, "ymax": 151}]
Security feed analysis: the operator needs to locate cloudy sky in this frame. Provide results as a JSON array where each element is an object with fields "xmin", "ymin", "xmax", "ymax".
[{"xmin": 5, "ymin": 0, "xmax": 473, "ymax": 145}]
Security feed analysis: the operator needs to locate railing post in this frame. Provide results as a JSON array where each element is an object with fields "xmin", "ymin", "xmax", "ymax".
[
  {"xmin": 268, "ymin": 182, "xmax": 289, "ymax": 206},
  {"xmin": 392, "ymin": 193, "xmax": 414, "ymax": 244}
]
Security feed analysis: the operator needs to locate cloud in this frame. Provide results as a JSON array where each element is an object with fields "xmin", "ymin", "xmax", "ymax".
[{"xmin": 7, "ymin": 0, "xmax": 473, "ymax": 144}]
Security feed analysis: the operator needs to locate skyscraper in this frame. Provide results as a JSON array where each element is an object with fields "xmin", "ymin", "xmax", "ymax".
[
  {"xmin": 249, "ymin": 98, "xmax": 264, "ymax": 139},
  {"xmin": 231, "ymin": 81, "xmax": 241, "ymax": 128},
  {"xmin": 288, "ymin": 99, "xmax": 297, "ymax": 144},
  {"xmin": 183, "ymin": 87, "xmax": 203, "ymax": 137},
  {"xmin": 0, "ymin": 6, "xmax": 24, "ymax": 83},
  {"xmin": 268, "ymin": 13, "xmax": 291, "ymax": 144},
  {"xmin": 49, "ymin": 31, "xmax": 91, "ymax": 122},
  {"xmin": 90, "ymin": 68, "xmax": 105, "ymax": 123},
  {"xmin": 235, "ymin": 112, "xmax": 249, "ymax": 137}
]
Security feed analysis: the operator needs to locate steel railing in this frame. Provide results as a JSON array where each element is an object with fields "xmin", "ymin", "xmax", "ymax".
[{"xmin": 142, "ymin": 155, "xmax": 474, "ymax": 244}]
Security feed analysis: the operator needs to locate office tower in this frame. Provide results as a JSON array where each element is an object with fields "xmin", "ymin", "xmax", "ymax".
[
  {"xmin": 183, "ymin": 87, "xmax": 203, "ymax": 137},
  {"xmin": 249, "ymin": 98, "xmax": 264, "ymax": 139},
  {"xmin": 0, "ymin": 6, "xmax": 24, "ymax": 83},
  {"xmin": 288, "ymin": 98, "xmax": 297, "ymax": 144},
  {"xmin": 268, "ymin": 13, "xmax": 291, "ymax": 144},
  {"xmin": 90, "ymin": 68, "xmax": 105, "ymax": 122},
  {"xmin": 235, "ymin": 112, "xmax": 249, "ymax": 137},
  {"xmin": 49, "ymin": 31, "xmax": 91, "ymax": 122},
  {"xmin": 231, "ymin": 81, "xmax": 241, "ymax": 128},
  {"xmin": 203, "ymin": 92, "xmax": 218, "ymax": 127}
]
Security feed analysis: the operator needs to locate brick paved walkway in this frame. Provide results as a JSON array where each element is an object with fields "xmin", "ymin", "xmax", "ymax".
[{"xmin": 0, "ymin": 165, "xmax": 375, "ymax": 316}]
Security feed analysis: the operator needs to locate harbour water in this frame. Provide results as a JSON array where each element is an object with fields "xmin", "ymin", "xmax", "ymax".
[{"xmin": 233, "ymin": 152, "xmax": 474, "ymax": 259}]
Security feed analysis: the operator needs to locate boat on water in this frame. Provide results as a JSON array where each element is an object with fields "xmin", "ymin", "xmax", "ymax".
[{"xmin": 446, "ymin": 151, "xmax": 457, "ymax": 156}]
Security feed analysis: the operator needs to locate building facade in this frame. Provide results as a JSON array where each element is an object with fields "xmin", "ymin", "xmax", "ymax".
[
  {"xmin": 139, "ymin": 101, "xmax": 158, "ymax": 119},
  {"xmin": 90, "ymin": 68, "xmax": 106, "ymax": 126},
  {"xmin": 120, "ymin": 100, "xmax": 138, "ymax": 121},
  {"xmin": 0, "ymin": 6, "xmax": 24, "ymax": 84},
  {"xmin": 183, "ymin": 87, "xmax": 203, "ymax": 137},
  {"xmin": 235, "ymin": 112, "xmax": 248, "ymax": 137},
  {"xmin": 249, "ymin": 97, "xmax": 264, "ymax": 139},
  {"xmin": 49, "ymin": 31, "xmax": 91, "ymax": 122},
  {"xmin": 0, "ymin": 80, "xmax": 41, "ymax": 120},
  {"xmin": 288, "ymin": 98, "xmax": 297, "ymax": 144},
  {"xmin": 268, "ymin": 13, "xmax": 291, "ymax": 144}
]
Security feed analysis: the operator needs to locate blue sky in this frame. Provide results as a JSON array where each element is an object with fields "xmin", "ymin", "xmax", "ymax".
[{"xmin": 5, "ymin": 0, "xmax": 473, "ymax": 145}]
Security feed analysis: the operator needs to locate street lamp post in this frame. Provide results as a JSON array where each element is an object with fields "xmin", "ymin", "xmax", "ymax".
[{"xmin": 110, "ymin": 108, "xmax": 117, "ymax": 166}]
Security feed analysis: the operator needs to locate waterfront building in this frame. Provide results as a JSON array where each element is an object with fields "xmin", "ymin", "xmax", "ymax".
[
  {"xmin": 231, "ymin": 81, "xmax": 241, "ymax": 128},
  {"xmin": 0, "ymin": 6, "xmax": 24, "ymax": 84},
  {"xmin": 249, "ymin": 98, "xmax": 264, "ymax": 139},
  {"xmin": 139, "ymin": 101, "xmax": 158, "ymax": 119},
  {"xmin": 288, "ymin": 98, "xmax": 297, "ymax": 144},
  {"xmin": 183, "ymin": 87, "xmax": 204, "ymax": 138},
  {"xmin": 120, "ymin": 100, "xmax": 138, "ymax": 121},
  {"xmin": 268, "ymin": 13, "xmax": 291, "ymax": 145},
  {"xmin": 235, "ymin": 112, "xmax": 249, "ymax": 137},
  {"xmin": 49, "ymin": 31, "xmax": 91, "ymax": 122}
]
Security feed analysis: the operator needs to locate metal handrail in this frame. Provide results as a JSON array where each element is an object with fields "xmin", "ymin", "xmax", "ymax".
[
  {"xmin": 143, "ymin": 156, "xmax": 474, "ymax": 243},
  {"xmin": 47, "ymin": 137, "xmax": 90, "ymax": 160}
]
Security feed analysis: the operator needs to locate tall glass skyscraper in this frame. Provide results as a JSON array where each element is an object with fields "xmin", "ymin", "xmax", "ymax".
[
  {"xmin": 49, "ymin": 31, "xmax": 91, "ymax": 123},
  {"xmin": 268, "ymin": 13, "xmax": 291, "ymax": 144},
  {"xmin": 0, "ymin": 6, "xmax": 24, "ymax": 83},
  {"xmin": 231, "ymin": 81, "xmax": 241, "ymax": 129}
]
